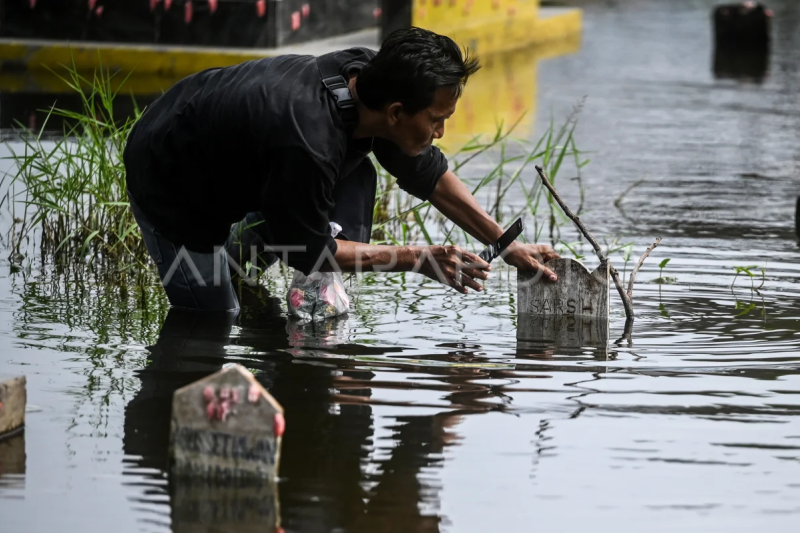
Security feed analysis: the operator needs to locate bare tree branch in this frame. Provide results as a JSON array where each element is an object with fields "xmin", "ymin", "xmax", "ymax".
[
  {"xmin": 626, "ymin": 237, "xmax": 662, "ymax": 299},
  {"xmin": 535, "ymin": 165, "xmax": 635, "ymax": 320}
]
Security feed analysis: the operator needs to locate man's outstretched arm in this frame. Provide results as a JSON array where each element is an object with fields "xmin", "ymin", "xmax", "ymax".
[
  {"xmin": 327, "ymin": 240, "xmax": 490, "ymax": 294},
  {"xmin": 428, "ymin": 169, "xmax": 560, "ymax": 281}
]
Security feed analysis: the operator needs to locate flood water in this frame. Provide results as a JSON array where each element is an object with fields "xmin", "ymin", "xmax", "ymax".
[{"xmin": 2, "ymin": 1, "xmax": 800, "ymax": 531}]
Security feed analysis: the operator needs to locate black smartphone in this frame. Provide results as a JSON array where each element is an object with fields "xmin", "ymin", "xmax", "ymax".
[{"xmin": 479, "ymin": 218, "xmax": 524, "ymax": 263}]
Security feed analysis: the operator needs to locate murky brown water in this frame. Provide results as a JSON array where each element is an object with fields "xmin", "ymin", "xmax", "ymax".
[{"xmin": 2, "ymin": 1, "xmax": 800, "ymax": 532}]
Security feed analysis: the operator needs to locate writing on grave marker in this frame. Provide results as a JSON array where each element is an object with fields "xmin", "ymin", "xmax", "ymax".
[
  {"xmin": 527, "ymin": 297, "xmax": 596, "ymax": 315},
  {"xmin": 172, "ymin": 426, "xmax": 276, "ymax": 467},
  {"xmin": 518, "ymin": 258, "xmax": 610, "ymax": 319}
]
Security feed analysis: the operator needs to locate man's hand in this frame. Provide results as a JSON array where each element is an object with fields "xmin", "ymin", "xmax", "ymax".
[
  {"xmin": 502, "ymin": 243, "xmax": 560, "ymax": 282},
  {"xmin": 417, "ymin": 245, "xmax": 491, "ymax": 294}
]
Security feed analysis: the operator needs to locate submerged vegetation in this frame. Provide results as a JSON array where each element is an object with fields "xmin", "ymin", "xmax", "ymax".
[{"xmin": 2, "ymin": 64, "xmax": 591, "ymax": 286}]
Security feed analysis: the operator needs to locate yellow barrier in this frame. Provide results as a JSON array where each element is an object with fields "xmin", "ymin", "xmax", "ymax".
[
  {"xmin": 441, "ymin": 32, "xmax": 580, "ymax": 149},
  {"xmin": 0, "ymin": 39, "xmax": 271, "ymax": 77}
]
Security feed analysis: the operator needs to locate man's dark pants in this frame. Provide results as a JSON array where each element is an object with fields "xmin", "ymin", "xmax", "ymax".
[{"xmin": 130, "ymin": 158, "xmax": 377, "ymax": 312}]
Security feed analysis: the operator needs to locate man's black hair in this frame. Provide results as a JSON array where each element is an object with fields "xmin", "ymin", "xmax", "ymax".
[{"xmin": 356, "ymin": 27, "xmax": 481, "ymax": 115}]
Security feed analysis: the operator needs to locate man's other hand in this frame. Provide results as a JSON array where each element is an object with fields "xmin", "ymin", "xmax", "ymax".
[
  {"xmin": 502, "ymin": 244, "xmax": 560, "ymax": 282},
  {"xmin": 417, "ymin": 245, "xmax": 491, "ymax": 294}
]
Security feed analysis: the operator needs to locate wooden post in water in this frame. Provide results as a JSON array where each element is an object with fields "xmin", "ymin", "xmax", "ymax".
[
  {"xmin": 0, "ymin": 376, "xmax": 26, "ymax": 439},
  {"xmin": 170, "ymin": 364, "xmax": 284, "ymax": 481},
  {"xmin": 517, "ymin": 258, "xmax": 610, "ymax": 349}
]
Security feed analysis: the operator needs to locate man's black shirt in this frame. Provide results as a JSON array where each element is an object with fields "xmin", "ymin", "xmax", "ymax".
[{"xmin": 124, "ymin": 47, "xmax": 449, "ymax": 274}]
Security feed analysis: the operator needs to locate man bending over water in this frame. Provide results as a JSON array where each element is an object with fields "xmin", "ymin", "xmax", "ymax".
[{"xmin": 124, "ymin": 27, "xmax": 559, "ymax": 311}]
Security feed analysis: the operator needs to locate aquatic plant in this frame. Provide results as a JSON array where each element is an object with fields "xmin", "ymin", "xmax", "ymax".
[
  {"xmin": 731, "ymin": 264, "xmax": 766, "ymax": 292},
  {"xmin": 653, "ymin": 257, "xmax": 677, "ymax": 284},
  {"xmin": 3, "ymin": 60, "xmax": 145, "ymax": 272}
]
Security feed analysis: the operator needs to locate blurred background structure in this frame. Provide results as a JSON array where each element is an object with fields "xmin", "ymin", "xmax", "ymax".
[{"xmin": 0, "ymin": 0, "xmax": 582, "ymax": 144}]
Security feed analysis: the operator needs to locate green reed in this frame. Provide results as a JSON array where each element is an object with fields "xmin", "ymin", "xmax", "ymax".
[{"xmin": 4, "ymin": 61, "xmax": 145, "ymax": 271}]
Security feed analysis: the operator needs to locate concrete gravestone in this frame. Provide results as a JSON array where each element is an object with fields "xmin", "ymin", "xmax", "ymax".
[
  {"xmin": 0, "ymin": 376, "xmax": 26, "ymax": 438},
  {"xmin": 517, "ymin": 258, "xmax": 610, "ymax": 351},
  {"xmin": 170, "ymin": 364, "xmax": 284, "ymax": 481}
]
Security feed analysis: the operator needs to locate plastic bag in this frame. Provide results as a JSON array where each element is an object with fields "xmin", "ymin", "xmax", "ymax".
[{"xmin": 286, "ymin": 222, "xmax": 350, "ymax": 321}]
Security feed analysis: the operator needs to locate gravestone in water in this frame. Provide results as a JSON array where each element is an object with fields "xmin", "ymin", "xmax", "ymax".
[
  {"xmin": 0, "ymin": 376, "xmax": 26, "ymax": 439},
  {"xmin": 170, "ymin": 364, "xmax": 284, "ymax": 480},
  {"xmin": 517, "ymin": 259, "xmax": 610, "ymax": 350},
  {"xmin": 0, "ymin": 376, "xmax": 26, "ymax": 482}
]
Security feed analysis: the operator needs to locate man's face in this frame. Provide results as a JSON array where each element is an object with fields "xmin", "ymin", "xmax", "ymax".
[{"xmin": 388, "ymin": 88, "xmax": 459, "ymax": 157}]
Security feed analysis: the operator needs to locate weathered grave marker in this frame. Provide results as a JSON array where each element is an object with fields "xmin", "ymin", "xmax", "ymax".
[
  {"xmin": 0, "ymin": 376, "xmax": 26, "ymax": 439},
  {"xmin": 170, "ymin": 365, "xmax": 284, "ymax": 481},
  {"xmin": 518, "ymin": 259, "xmax": 610, "ymax": 349}
]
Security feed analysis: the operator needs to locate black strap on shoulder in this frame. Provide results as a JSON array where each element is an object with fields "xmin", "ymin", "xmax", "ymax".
[{"xmin": 316, "ymin": 52, "xmax": 359, "ymax": 129}]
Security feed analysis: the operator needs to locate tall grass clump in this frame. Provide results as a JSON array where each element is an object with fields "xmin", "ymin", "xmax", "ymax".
[{"xmin": 4, "ymin": 62, "xmax": 145, "ymax": 271}]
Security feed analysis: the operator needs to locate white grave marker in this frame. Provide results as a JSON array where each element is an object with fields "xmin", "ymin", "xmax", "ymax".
[{"xmin": 170, "ymin": 364, "xmax": 284, "ymax": 480}]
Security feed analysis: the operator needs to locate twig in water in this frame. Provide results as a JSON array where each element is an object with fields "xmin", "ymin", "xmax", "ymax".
[
  {"xmin": 535, "ymin": 165, "xmax": 635, "ymax": 320},
  {"xmin": 626, "ymin": 237, "xmax": 662, "ymax": 299}
]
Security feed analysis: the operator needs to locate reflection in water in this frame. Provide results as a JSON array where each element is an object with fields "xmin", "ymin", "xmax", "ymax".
[
  {"xmin": 0, "ymin": 431, "xmax": 25, "ymax": 491},
  {"xmin": 444, "ymin": 34, "xmax": 580, "ymax": 148},
  {"xmin": 713, "ymin": 42, "xmax": 770, "ymax": 83},
  {"xmin": 123, "ymin": 297, "xmax": 476, "ymax": 532},
  {"xmin": 517, "ymin": 314, "xmax": 610, "ymax": 360},
  {"xmin": 170, "ymin": 477, "xmax": 279, "ymax": 533}
]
